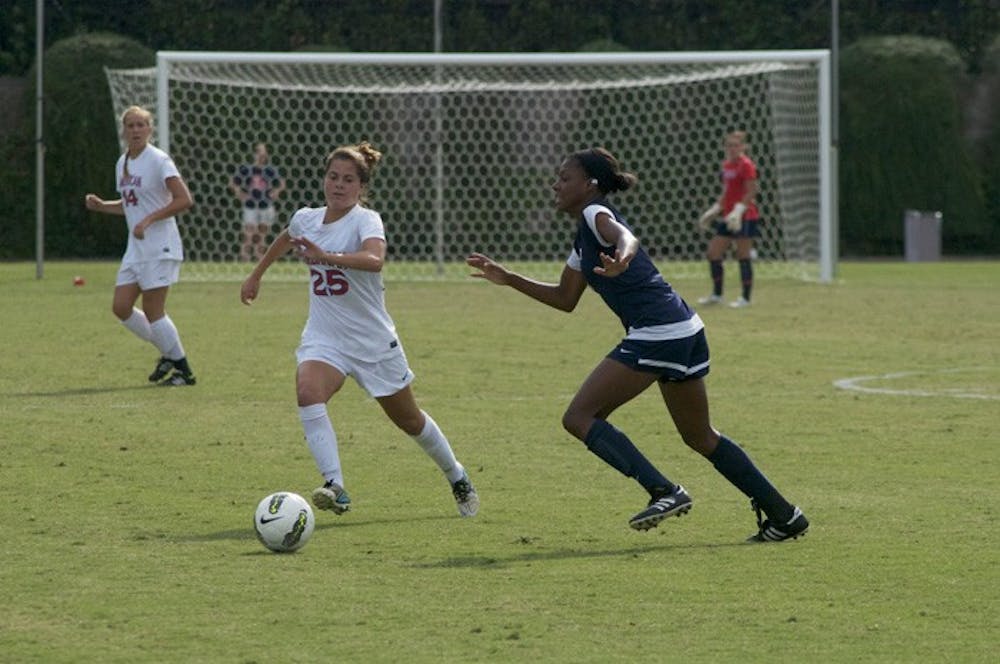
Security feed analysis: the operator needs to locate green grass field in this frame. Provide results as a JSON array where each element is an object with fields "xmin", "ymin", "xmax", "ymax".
[{"xmin": 1, "ymin": 260, "xmax": 997, "ymax": 663}]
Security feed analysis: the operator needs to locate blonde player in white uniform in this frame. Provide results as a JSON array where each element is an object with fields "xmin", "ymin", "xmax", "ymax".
[
  {"xmin": 240, "ymin": 141, "xmax": 479, "ymax": 518},
  {"xmin": 84, "ymin": 105, "xmax": 196, "ymax": 386}
]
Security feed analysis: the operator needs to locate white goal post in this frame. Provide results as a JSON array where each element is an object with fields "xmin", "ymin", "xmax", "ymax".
[{"xmin": 104, "ymin": 50, "xmax": 834, "ymax": 283}]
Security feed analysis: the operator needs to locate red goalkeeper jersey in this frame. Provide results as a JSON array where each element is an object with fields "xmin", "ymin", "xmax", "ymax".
[{"xmin": 721, "ymin": 154, "xmax": 759, "ymax": 219}]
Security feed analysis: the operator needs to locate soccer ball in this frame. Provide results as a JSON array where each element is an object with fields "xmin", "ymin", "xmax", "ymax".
[{"xmin": 253, "ymin": 492, "xmax": 315, "ymax": 553}]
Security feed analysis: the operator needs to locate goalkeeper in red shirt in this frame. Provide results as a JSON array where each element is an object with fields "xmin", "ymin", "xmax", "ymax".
[{"xmin": 696, "ymin": 131, "xmax": 760, "ymax": 308}]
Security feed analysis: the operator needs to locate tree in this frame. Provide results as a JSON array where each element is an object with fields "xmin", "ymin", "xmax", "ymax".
[
  {"xmin": 1, "ymin": 32, "xmax": 156, "ymax": 258},
  {"xmin": 840, "ymin": 35, "xmax": 987, "ymax": 254}
]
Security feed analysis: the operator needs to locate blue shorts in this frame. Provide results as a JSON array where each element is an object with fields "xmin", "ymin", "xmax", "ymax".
[
  {"xmin": 607, "ymin": 330, "xmax": 711, "ymax": 383},
  {"xmin": 713, "ymin": 218, "xmax": 762, "ymax": 239}
]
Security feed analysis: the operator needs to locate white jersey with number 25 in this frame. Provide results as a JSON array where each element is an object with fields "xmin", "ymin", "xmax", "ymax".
[{"xmin": 288, "ymin": 205, "xmax": 399, "ymax": 360}]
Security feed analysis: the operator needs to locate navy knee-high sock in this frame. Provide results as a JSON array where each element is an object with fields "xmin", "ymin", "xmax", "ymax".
[
  {"xmin": 710, "ymin": 260, "xmax": 724, "ymax": 296},
  {"xmin": 708, "ymin": 435, "xmax": 792, "ymax": 520},
  {"xmin": 584, "ymin": 420, "xmax": 674, "ymax": 494},
  {"xmin": 739, "ymin": 259, "xmax": 753, "ymax": 301}
]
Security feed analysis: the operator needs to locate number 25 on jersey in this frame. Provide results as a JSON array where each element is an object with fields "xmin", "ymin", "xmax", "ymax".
[{"xmin": 311, "ymin": 268, "xmax": 349, "ymax": 296}]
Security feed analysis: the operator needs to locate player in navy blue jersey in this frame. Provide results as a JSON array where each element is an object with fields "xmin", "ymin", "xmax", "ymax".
[
  {"xmin": 230, "ymin": 142, "xmax": 285, "ymax": 262},
  {"xmin": 466, "ymin": 147, "xmax": 808, "ymax": 542}
]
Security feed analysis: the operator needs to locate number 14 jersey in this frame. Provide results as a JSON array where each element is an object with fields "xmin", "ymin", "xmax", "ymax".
[
  {"xmin": 115, "ymin": 144, "xmax": 184, "ymax": 264},
  {"xmin": 288, "ymin": 205, "xmax": 400, "ymax": 360}
]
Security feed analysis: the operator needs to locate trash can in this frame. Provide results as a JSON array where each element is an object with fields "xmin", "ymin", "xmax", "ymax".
[{"xmin": 904, "ymin": 210, "xmax": 942, "ymax": 262}]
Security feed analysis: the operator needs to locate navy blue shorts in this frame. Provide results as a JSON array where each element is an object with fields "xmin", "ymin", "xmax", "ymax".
[
  {"xmin": 607, "ymin": 329, "xmax": 711, "ymax": 383},
  {"xmin": 713, "ymin": 218, "xmax": 762, "ymax": 239}
]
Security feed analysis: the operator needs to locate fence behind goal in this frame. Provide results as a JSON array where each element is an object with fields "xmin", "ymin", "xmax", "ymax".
[{"xmin": 104, "ymin": 51, "xmax": 832, "ymax": 282}]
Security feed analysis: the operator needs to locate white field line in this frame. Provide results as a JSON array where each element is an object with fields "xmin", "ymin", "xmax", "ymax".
[{"xmin": 833, "ymin": 368, "xmax": 1000, "ymax": 401}]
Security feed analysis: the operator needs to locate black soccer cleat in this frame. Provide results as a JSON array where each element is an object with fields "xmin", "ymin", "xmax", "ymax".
[
  {"xmin": 629, "ymin": 485, "xmax": 693, "ymax": 531},
  {"xmin": 159, "ymin": 371, "xmax": 196, "ymax": 386},
  {"xmin": 148, "ymin": 357, "xmax": 175, "ymax": 382},
  {"xmin": 747, "ymin": 499, "xmax": 809, "ymax": 543}
]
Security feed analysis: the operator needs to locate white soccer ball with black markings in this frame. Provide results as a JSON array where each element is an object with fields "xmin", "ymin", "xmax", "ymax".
[{"xmin": 254, "ymin": 492, "xmax": 315, "ymax": 553}]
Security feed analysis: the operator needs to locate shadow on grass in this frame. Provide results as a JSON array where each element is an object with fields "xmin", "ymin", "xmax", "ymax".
[
  {"xmin": 176, "ymin": 514, "xmax": 457, "ymax": 545},
  {"xmin": 9, "ymin": 384, "xmax": 159, "ymax": 398},
  {"xmin": 410, "ymin": 540, "xmax": 749, "ymax": 569}
]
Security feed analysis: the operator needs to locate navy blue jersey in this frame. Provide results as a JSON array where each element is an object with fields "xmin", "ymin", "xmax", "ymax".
[
  {"xmin": 233, "ymin": 164, "xmax": 282, "ymax": 209},
  {"xmin": 569, "ymin": 199, "xmax": 703, "ymax": 340}
]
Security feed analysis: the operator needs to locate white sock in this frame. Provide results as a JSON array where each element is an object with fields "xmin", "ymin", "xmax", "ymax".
[
  {"xmin": 121, "ymin": 308, "xmax": 152, "ymax": 342},
  {"xmin": 412, "ymin": 410, "xmax": 464, "ymax": 482},
  {"xmin": 299, "ymin": 403, "xmax": 343, "ymax": 486},
  {"xmin": 149, "ymin": 315, "xmax": 186, "ymax": 361}
]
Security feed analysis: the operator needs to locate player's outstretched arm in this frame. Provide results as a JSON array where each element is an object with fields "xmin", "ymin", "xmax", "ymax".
[
  {"xmin": 467, "ymin": 253, "xmax": 586, "ymax": 312},
  {"xmin": 241, "ymin": 229, "xmax": 294, "ymax": 305}
]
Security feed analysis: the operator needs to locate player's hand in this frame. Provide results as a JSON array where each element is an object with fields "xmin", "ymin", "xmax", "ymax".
[
  {"xmin": 240, "ymin": 275, "xmax": 260, "ymax": 305},
  {"xmin": 594, "ymin": 250, "xmax": 631, "ymax": 277},
  {"xmin": 697, "ymin": 203, "xmax": 720, "ymax": 231},
  {"xmin": 84, "ymin": 194, "xmax": 103, "ymax": 212},
  {"xmin": 725, "ymin": 203, "xmax": 746, "ymax": 232},
  {"xmin": 466, "ymin": 252, "xmax": 510, "ymax": 285},
  {"xmin": 289, "ymin": 236, "xmax": 326, "ymax": 264},
  {"xmin": 132, "ymin": 218, "xmax": 151, "ymax": 239}
]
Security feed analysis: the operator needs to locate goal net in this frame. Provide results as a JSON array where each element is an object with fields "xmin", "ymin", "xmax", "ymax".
[{"xmin": 104, "ymin": 51, "xmax": 832, "ymax": 282}]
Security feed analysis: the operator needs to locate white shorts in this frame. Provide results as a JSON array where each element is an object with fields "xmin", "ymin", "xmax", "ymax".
[
  {"xmin": 296, "ymin": 341, "xmax": 415, "ymax": 398},
  {"xmin": 242, "ymin": 206, "xmax": 276, "ymax": 227},
  {"xmin": 116, "ymin": 259, "xmax": 181, "ymax": 290}
]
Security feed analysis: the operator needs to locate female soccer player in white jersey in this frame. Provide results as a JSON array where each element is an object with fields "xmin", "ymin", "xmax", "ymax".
[
  {"xmin": 84, "ymin": 105, "xmax": 196, "ymax": 386},
  {"xmin": 467, "ymin": 147, "xmax": 807, "ymax": 542},
  {"xmin": 240, "ymin": 141, "xmax": 479, "ymax": 519}
]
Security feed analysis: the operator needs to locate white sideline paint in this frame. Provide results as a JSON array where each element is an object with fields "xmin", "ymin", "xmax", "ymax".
[{"xmin": 833, "ymin": 368, "xmax": 1000, "ymax": 401}]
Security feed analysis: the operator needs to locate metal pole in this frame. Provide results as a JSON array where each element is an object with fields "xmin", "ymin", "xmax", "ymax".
[
  {"xmin": 157, "ymin": 54, "xmax": 170, "ymax": 153},
  {"xmin": 35, "ymin": 0, "xmax": 45, "ymax": 279},
  {"xmin": 433, "ymin": 0, "xmax": 444, "ymax": 275},
  {"xmin": 830, "ymin": 0, "xmax": 840, "ymax": 276},
  {"xmin": 831, "ymin": 0, "xmax": 839, "ymax": 146},
  {"xmin": 434, "ymin": 0, "xmax": 442, "ymax": 54}
]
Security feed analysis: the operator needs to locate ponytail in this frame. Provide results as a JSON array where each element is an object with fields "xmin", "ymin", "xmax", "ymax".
[{"xmin": 572, "ymin": 147, "xmax": 637, "ymax": 194}]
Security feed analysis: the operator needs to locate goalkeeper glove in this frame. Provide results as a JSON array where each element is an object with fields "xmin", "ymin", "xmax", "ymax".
[
  {"xmin": 725, "ymin": 203, "xmax": 746, "ymax": 232},
  {"xmin": 697, "ymin": 203, "xmax": 721, "ymax": 231}
]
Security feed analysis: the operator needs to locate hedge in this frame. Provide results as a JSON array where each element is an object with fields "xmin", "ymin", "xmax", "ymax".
[{"xmin": 839, "ymin": 35, "xmax": 988, "ymax": 255}]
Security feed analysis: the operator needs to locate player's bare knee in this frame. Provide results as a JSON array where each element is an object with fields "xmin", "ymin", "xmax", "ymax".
[
  {"xmin": 561, "ymin": 409, "xmax": 589, "ymax": 440},
  {"xmin": 394, "ymin": 412, "xmax": 425, "ymax": 436},
  {"xmin": 112, "ymin": 303, "xmax": 131, "ymax": 321},
  {"xmin": 681, "ymin": 431, "xmax": 718, "ymax": 456},
  {"xmin": 296, "ymin": 386, "xmax": 324, "ymax": 407}
]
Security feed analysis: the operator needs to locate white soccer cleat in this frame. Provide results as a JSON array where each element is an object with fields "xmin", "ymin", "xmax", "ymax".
[
  {"xmin": 451, "ymin": 472, "xmax": 479, "ymax": 517},
  {"xmin": 312, "ymin": 481, "xmax": 351, "ymax": 515},
  {"xmin": 697, "ymin": 294, "xmax": 724, "ymax": 305},
  {"xmin": 729, "ymin": 297, "xmax": 751, "ymax": 308}
]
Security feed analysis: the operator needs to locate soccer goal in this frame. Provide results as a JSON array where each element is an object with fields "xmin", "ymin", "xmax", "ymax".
[{"xmin": 104, "ymin": 50, "xmax": 833, "ymax": 282}]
